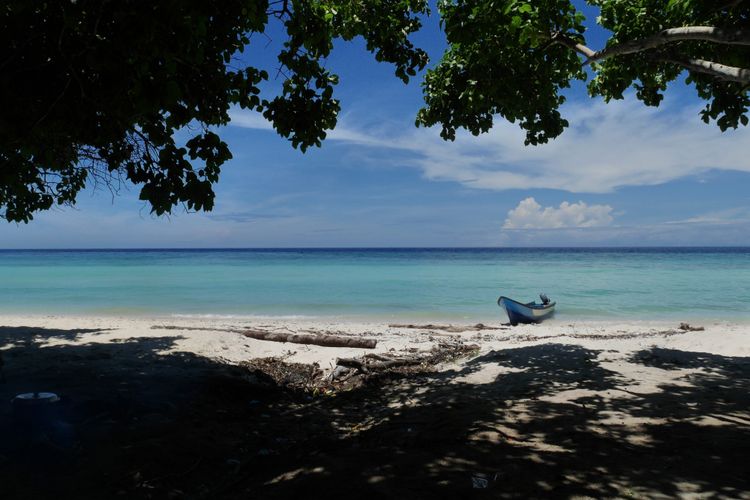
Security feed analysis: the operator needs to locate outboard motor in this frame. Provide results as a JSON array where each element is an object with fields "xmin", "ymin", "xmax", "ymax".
[{"xmin": 540, "ymin": 293, "xmax": 550, "ymax": 305}]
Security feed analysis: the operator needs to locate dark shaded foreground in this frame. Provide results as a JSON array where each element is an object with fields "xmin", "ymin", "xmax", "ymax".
[{"xmin": 0, "ymin": 326, "xmax": 748, "ymax": 499}]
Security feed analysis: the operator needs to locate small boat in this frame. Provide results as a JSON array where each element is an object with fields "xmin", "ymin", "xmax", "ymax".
[{"xmin": 497, "ymin": 293, "xmax": 555, "ymax": 326}]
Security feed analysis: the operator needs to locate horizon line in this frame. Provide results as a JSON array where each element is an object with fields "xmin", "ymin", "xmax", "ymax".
[{"xmin": 2, "ymin": 246, "xmax": 750, "ymax": 251}]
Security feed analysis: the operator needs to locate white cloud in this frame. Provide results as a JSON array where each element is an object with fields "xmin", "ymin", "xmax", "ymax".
[
  {"xmin": 230, "ymin": 93, "xmax": 750, "ymax": 194},
  {"xmin": 228, "ymin": 111, "xmax": 273, "ymax": 130},
  {"xmin": 503, "ymin": 197, "xmax": 614, "ymax": 229},
  {"xmin": 494, "ymin": 219, "xmax": 750, "ymax": 247},
  {"xmin": 662, "ymin": 207, "xmax": 750, "ymax": 226}
]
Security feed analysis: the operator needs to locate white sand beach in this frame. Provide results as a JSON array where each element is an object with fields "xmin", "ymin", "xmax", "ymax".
[
  {"xmin": 1, "ymin": 315, "xmax": 749, "ymax": 498},
  {"xmin": 1, "ymin": 313, "xmax": 747, "ymax": 369}
]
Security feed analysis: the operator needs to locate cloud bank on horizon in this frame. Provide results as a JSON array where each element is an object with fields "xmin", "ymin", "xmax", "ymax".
[{"xmin": 503, "ymin": 198, "xmax": 614, "ymax": 229}]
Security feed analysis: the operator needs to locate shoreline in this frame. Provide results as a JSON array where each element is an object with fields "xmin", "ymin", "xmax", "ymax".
[
  {"xmin": 3, "ymin": 306, "xmax": 750, "ymax": 326},
  {"xmin": 3, "ymin": 310, "xmax": 748, "ymax": 323}
]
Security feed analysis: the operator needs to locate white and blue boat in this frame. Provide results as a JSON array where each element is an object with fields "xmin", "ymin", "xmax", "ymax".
[{"xmin": 497, "ymin": 294, "xmax": 555, "ymax": 326}]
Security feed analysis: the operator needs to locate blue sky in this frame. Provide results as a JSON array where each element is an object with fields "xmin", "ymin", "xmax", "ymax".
[{"xmin": 3, "ymin": 3, "xmax": 750, "ymax": 248}]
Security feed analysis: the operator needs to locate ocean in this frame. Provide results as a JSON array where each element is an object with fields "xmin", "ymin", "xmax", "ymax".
[{"xmin": 0, "ymin": 248, "xmax": 748, "ymax": 322}]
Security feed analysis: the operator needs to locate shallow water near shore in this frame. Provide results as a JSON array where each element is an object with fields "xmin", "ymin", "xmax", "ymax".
[{"xmin": 0, "ymin": 247, "xmax": 749, "ymax": 322}]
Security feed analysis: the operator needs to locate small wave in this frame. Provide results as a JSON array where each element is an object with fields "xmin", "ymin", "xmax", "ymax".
[{"xmin": 169, "ymin": 313, "xmax": 323, "ymax": 320}]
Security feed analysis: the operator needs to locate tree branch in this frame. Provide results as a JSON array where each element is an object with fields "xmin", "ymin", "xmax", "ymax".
[
  {"xmin": 587, "ymin": 26, "xmax": 750, "ymax": 65},
  {"xmin": 267, "ymin": 0, "xmax": 292, "ymax": 19},
  {"xmin": 29, "ymin": 78, "xmax": 72, "ymax": 135},
  {"xmin": 659, "ymin": 54, "xmax": 750, "ymax": 84},
  {"xmin": 549, "ymin": 32, "xmax": 596, "ymax": 59},
  {"xmin": 549, "ymin": 28, "xmax": 750, "ymax": 83}
]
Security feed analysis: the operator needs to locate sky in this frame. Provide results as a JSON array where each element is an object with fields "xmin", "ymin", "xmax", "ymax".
[{"xmin": 3, "ymin": 3, "xmax": 750, "ymax": 248}]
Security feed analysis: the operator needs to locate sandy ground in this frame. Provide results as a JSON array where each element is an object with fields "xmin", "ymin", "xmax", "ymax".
[
  {"xmin": 1, "ymin": 315, "xmax": 749, "ymax": 498},
  {"xmin": 1, "ymin": 314, "xmax": 747, "ymax": 368}
]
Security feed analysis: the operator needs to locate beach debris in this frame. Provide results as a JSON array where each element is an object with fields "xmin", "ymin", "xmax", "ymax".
[
  {"xmin": 389, "ymin": 323, "xmax": 509, "ymax": 332},
  {"xmin": 239, "ymin": 342, "xmax": 480, "ymax": 395},
  {"xmin": 12, "ymin": 391, "xmax": 61, "ymax": 419},
  {"xmin": 679, "ymin": 323, "xmax": 705, "ymax": 332},
  {"xmin": 151, "ymin": 324, "xmax": 377, "ymax": 349},
  {"xmin": 495, "ymin": 326, "xmax": 707, "ymax": 344},
  {"xmin": 327, "ymin": 342, "xmax": 481, "ymax": 390},
  {"xmin": 240, "ymin": 358, "xmax": 323, "ymax": 392},
  {"xmin": 328, "ymin": 365, "xmax": 351, "ymax": 381},
  {"xmin": 336, "ymin": 353, "xmax": 422, "ymax": 373},
  {"xmin": 471, "ymin": 472, "xmax": 497, "ymax": 489}
]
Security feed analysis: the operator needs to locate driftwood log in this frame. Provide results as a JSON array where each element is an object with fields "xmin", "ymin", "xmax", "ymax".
[
  {"xmin": 151, "ymin": 325, "xmax": 377, "ymax": 349},
  {"xmin": 151, "ymin": 325, "xmax": 378, "ymax": 349},
  {"xmin": 240, "ymin": 329, "xmax": 377, "ymax": 349}
]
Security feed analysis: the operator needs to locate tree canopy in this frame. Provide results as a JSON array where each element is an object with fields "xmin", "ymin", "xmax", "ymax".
[
  {"xmin": 2, "ymin": 0, "xmax": 749, "ymax": 222},
  {"xmin": 418, "ymin": 0, "xmax": 750, "ymax": 145},
  {"xmin": 0, "ymin": 0, "xmax": 428, "ymax": 222}
]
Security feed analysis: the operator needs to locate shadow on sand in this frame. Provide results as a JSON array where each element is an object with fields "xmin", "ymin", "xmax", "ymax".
[{"xmin": 0, "ymin": 326, "xmax": 748, "ymax": 499}]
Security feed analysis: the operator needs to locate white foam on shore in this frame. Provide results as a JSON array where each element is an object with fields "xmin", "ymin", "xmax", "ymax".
[{"xmin": 170, "ymin": 313, "xmax": 322, "ymax": 321}]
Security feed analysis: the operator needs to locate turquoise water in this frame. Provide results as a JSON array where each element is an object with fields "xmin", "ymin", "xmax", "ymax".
[{"xmin": 0, "ymin": 248, "xmax": 749, "ymax": 322}]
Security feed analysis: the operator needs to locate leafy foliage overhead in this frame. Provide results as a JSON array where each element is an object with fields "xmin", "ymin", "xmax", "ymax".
[
  {"xmin": 3, "ymin": 1, "xmax": 749, "ymax": 223},
  {"xmin": 0, "ymin": 0, "xmax": 428, "ymax": 222},
  {"xmin": 417, "ymin": 0, "xmax": 750, "ymax": 145}
]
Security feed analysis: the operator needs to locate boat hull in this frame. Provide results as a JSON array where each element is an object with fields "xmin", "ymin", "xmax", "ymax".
[{"xmin": 498, "ymin": 296, "xmax": 555, "ymax": 326}]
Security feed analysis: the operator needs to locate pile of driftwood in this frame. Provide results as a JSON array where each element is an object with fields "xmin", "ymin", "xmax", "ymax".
[
  {"xmin": 238, "ymin": 342, "xmax": 480, "ymax": 394},
  {"xmin": 326, "ymin": 342, "xmax": 480, "ymax": 390}
]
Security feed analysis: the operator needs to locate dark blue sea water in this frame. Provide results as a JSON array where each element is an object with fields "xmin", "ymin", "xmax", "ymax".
[{"xmin": 0, "ymin": 248, "xmax": 748, "ymax": 321}]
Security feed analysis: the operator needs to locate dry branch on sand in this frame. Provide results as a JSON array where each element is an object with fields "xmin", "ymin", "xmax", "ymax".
[
  {"xmin": 679, "ymin": 323, "xmax": 705, "ymax": 332},
  {"xmin": 495, "ymin": 323, "xmax": 706, "ymax": 344},
  {"xmin": 335, "ymin": 354, "xmax": 421, "ymax": 372},
  {"xmin": 389, "ymin": 323, "xmax": 509, "ymax": 332}
]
